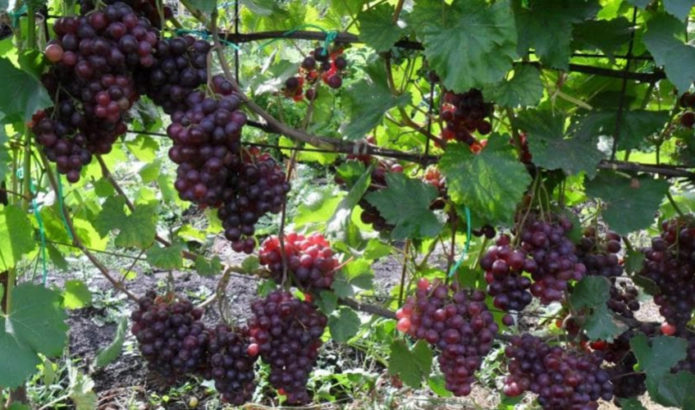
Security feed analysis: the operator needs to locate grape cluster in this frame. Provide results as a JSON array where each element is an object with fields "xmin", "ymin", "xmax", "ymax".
[
  {"xmin": 481, "ymin": 234, "xmax": 533, "ymax": 311},
  {"xmin": 208, "ymin": 325, "xmax": 258, "ymax": 405},
  {"xmin": 520, "ymin": 214, "xmax": 586, "ymax": 304},
  {"xmin": 35, "ymin": 2, "xmax": 159, "ymax": 181},
  {"xmin": 679, "ymin": 92, "xmax": 695, "ymax": 128},
  {"xmin": 607, "ymin": 280, "xmax": 640, "ymax": 319},
  {"xmin": 248, "ymin": 291, "xmax": 327, "ymax": 404},
  {"xmin": 79, "ymin": 0, "xmax": 171, "ymax": 28},
  {"xmin": 439, "ymin": 89, "xmax": 493, "ymax": 146},
  {"xmin": 576, "ymin": 228, "xmax": 622, "ymax": 278},
  {"xmin": 640, "ymin": 217, "xmax": 695, "ymax": 330},
  {"xmin": 217, "ymin": 149, "xmax": 291, "ymax": 254},
  {"xmin": 284, "ymin": 46, "xmax": 349, "ymax": 101},
  {"xmin": 259, "ymin": 232, "xmax": 339, "ymax": 290},
  {"xmin": 396, "ymin": 279, "xmax": 499, "ymax": 396},
  {"xmin": 602, "ymin": 329, "xmax": 651, "ymax": 401},
  {"xmin": 423, "ymin": 166, "xmax": 447, "ymax": 210},
  {"xmin": 130, "ymin": 291, "xmax": 210, "ymax": 382},
  {"xmin": 135, "ymin": 35, "xmax": 210, "ymax": 114},
  {"xmin": 167, "ymin": 88, "xmax": 245, "ymax": 206},
  {"xmin": 503, "ymin": 334, "xmax": 613, "ymax": 409}
]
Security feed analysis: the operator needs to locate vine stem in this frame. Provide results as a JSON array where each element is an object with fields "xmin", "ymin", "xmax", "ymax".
[
  {"xmin": 40, "ymin": 154, "xmax": 138, "ymax": 302},
  {"xmin": 397, "ymin": 240, "xmax": 410, "ymax": 306},
  {"xmin": 392, "ymin": 0, "xmax": 405, "ymax": 23},
  {"xmin": 666, "ymin": 191, "xmax": 686, "ymax": 218}
]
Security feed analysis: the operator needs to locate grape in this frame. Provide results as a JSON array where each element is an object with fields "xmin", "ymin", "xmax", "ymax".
[
  {"xmin": 481, "ymin": 234, "xmax": 534, "ymax": 311},
  {"xmin": 576, "ymin": 228, "xmax": 622, "ymax": 278},
  {"xmin": 248, "ymin": 291, "xmax": 327, "ymax": 404},
  {"xmin": 208, "ymin": 325, "xmax": 258, "ymax": 405},
  {"xmin": 130, "ymin": 291, "xmax": 210, "ymax": 383},
  {"xmin": 45, "ymin": 43, "xmax": 64, "ymax": 63},
  {"xmin": 283, "ymin": 46, "xmax": 349, "ymax": 101},
  {"xmin": 439, "ymin": 88, "xmax": 493, "ymax": 146},
  {"xmin": 259, "ymin": 232, "xmax": 339, "ymax": 291},
  {"xmin": 681, "ymin": 112, "xmax": 695, "ymax": 128},
  {"xmin": 640, "ymin": 217, "xmax": 695, "ymax": 330},
  {"xmin": 396, "ymin": 278, "xmax": 498, "ymax": 396},
  {"xmin": 504, "ymin": 334, "xmax": 613, "ymax": 409}
]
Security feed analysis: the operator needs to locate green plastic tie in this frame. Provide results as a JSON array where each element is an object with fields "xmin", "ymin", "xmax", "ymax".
[
  {"xmin": 56, "ymin": 173, "xmax": 73, "ymax": 242},
  {"xmin": 447, "ymin": 206, "xmax": 471, "ymax": 278},
  {"xmin": 8, "ymin": 4, "xmax": 27, "ymax": 28}
]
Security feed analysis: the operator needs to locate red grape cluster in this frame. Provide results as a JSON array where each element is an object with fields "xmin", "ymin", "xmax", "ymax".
[
  {"xmin": 130, "ymin": 291, "xmax": 210, "ymax": 383},
  {"xmin": 167, "ymin": 88, "xmax": 245, "ymax": 206},
  {"xmin": 423, "ymin": 166, "xmax": 447, "ymax": 210},
  {"xmin": 576, "ymin": 228, "xmax": 622, "ymax": 278},
  {"xmin": 284, "ymin": 46, "xmax": 349, "ymax": 101},
  {"xmin": 606, "ymin": 280, "xmax": 640, "ymax": 319},
  {"xmin": 259, "ymin": 232, "xmax": 339, "ymax": 290},
  {"xmin": 439, "ymin": 89, "xmax": 493, "ymax": 146},
  {"xmin": 79, "ymin": 0, "xmax": 172, "ymax": 28},
  {"xmin": 134, "ymin": 35, "xmax": 210, "ymax": 114},
  {"xmin": 503, "ymin": 334, "xmax": 613, "ymax": 409},
  {"xmin": 679, "ymin": 92, "xmax": 695, "ymax": 128},
  {"xmin": 35, "ymin": 1, "xmax": 159, "ymax": 181},
  {"xmin": 395, "ymin": 279, "xmax": 499, "ymax": 396},
  {"xmin": 519, "ymin": 214, "xmax": 587, "ymax": 304},
  {"xmin": 208, "ymin": 324, "xmax": 258, "ymax": 405},
  {"xmin": 248, "ymin": 291, "xmax": 327, "ymax": 404},
  {"xmin": 481, "ymin": 234, "xmax": 534, "ymax": 311},
  {"xmin": 640, "ymin": 217, "xmax": 695, "ymax": 330},
  {"xmin": 216, "ymin": 149, "xmax": 291, "ymax": 253}
]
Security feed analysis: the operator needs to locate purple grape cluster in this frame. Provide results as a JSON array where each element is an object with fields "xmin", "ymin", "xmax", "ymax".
[
  {"xmin": 503, "ymin": 334, "xmax": 613, "ymax": 409},
  {"xmin": 130, "ymin": 291, "xmax": 210, "ymax": 383},
  {"xmin": 519, "ymin": 215, "xmax": 587, "ymax": 304},
  {"xmin": 135, "ymin": 35, "xmax": 210, "ymax": 114},
  {"xmin": 576, "ymin": 228, "xmax": 622, "ymax": 278},
  {"xmin": 602, "ymin": 329, "xmax": 651, "ymax": 401},
  {"xmin": 607, "ymin": 280, "xmax": 640, "ymax": 319},
  {"xmin": 439, "ymin": 88, "xmax": 493, "ymax": 145},
  {"xmin": 247, "ymin": 291, "xmax": 327, "ymax": 404},
  {"xmin": 208, "ymin": 325, "xmax": 258, "ymax": 405},
  {"xmin": 481, "ymin": 234, "xmax": 533, "ymax": 311},
  {"xmin": 640, "ymin": 217, "xmax": 695, "ymax": 330},
  {"xmin": 79, "ymin": 0, "xmax": 172, "ymax": 28},
  {"xmin": 34, "ymin": 1, "xmax": 159, "ymax": 181},
  {"xmin": 396, "ymin": 278, "xmax": 499, "ymax": 396}
]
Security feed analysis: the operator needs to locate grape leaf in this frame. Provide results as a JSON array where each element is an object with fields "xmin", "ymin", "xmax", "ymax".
[
  {"xmin": 316, "ymin": 290, "xmax": 338, "ymax": 315},
  {"xmin": 342, "ymin": 59, "xmax": 411, "ymax": 140},
  {"xmin": 328, "ymin": 307, "xmax": 360, "ymax": 342},
  {"xmin": 516, "ymin": 109, "xmax": 603, "ymax": 177},
  {"xmin": 0, "ymin": 204, "xmax": 37, "ymax": 271},
  {"xmin": 146, "ymin": 243, "xmax": 184, "ymax": 270},
  {"xmin": 388, "ymin": 340, "xmax": 433, "ymax": 388},
  {"xmin": 484, "ymin": 65, "xmax": 543, "ymax": 108},
  {"xmin": 663, "ymin": 0, "xmax": 695, "ymax": 20},
  {"xmin": 617, "ymin": 398, "xmax": 646, "ymax": 410},
  {"xmin": 0, "ymin": 316, "xmax": 41, "ymax": 388},
  {"xmin": 626, "ymin": 0, "xmax": 651, "ymax": 6},
  {"xmin": 0, "ymin": 57, "xmax": 51, "ymax": 122},
  {"xmin": 585, "ymin": 171, "xmax": 669, "ymax": 235},
  {"xmin": 194, "ymin": 255, "xmax": 222, "ymax": 277},
  {"xmin": 572, "ymin": 17, "xmax": 632, "ymax": 58},
  {"xmin": 648, "ymin": 371, "xmax": 695, "ymax": 409},
  {"xmin": 358, "ymin": 3, "xmax": 404, "ymax": 52},
  {"xmin": 68, "ymin": 367, "xmax": 97, "ymax": 410},
  {"xmin": 630, "ymin": 334, "xmax": 687, "ymax": 378},
  {"xmin": 439, "ymin": 137, "xmax": 532, "ymax": 226},
  {"xmin": 570, "ymin": 276, "xmax": 624, "ymax": 341},
  {"xmin": 366, "ymin": 172, "xmax": 443, "ymax": 240},
  {"xmin": 327, "ymin": 165, "xmax": 371, "ymax": 237},
  {"xmin": 513, "ymin": 0, "xmax": 599, "ymax": 69},
  {"xmin": 114, "ymin": 204, "xmax": 157, "ymax": 249},
  {"xmin": 8, "ymin": 284, "xmax": 68, "ymax": 357},
  {"xmin": 93, "ymin": 316, "xmax": 127, "ymax": 370},
  {"xmin": 643, "ymin": 13, "xmax": 695, "ymax": 92},
  {"xmin": 188, "ymin": 0, "xmax": 216, "ymax": 14},
  {"xmin": 92, "ymin": 196, "xmax": 127, "ymax": 237},
  {"xmin": 62, "ymin": 280, "xmax": 92, "ymax": 310},
  {"xmin": 573, "ymin": 110, "xmax": 670, "ymax": 151},
  {"xmin": 409, "ymin": 0, "xmax": 517, "ymax": 92}
]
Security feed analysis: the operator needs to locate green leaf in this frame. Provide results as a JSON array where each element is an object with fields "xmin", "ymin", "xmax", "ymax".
[
  {"xmin": 327, "ymin": 165, "xmax": 371, "ymax": 237},
  {"xmin": 626, "ymin": 0, "xmax": 651, "ymax": 6},
  {"xmin": 643, "ymin": 13, "xmax": 695, "ymax": 91},
  {"xmin": 342, "ymin": 60, "xmax": 411, "ymax": 139},
  {"xmin": 649, "ymin": 371, "xmax": 695, "ymax": 409},
  {"xmin": 624, "ymin": 249, "xmax": 645, "ymax": 274},
  {"xmin": 68, "ymin": 367, "xmax": 97, "ymax": 410},
  {"xmin": 571, "ymin": 276, "xmax": 624, "ymax": 341},
  {"xmin": 92, "ymin": 196, "xmax": 127, "ymax": 237},
  {"xmin": 0, "ymin": 57, "xmax": 51, "ymax": 121},
  {"xmin": 440, "ymin": 137, "xmax": 532, "ymax": 226},
  {"xmin": 427, "ymin": 374, "xmax": 453, "ymax": 397},
  {"xmin": 8, "ymin": 284, "xmax": 68, "ymax": 356},
  {"xmin": 358, "ymin": 3, "xmax": 404, "ymax": 52},
  {"xmin": 0, "ymin": 204, "xmax": 37, "ymax": 270},
  {"xmin": 146, "ymin": 243, "xmax": 184, "ymax": 270},
  {"xmin": 315, "ymin": 290, "xmax": 338, "ymax": 315},
  {"xmin": 139, "ymin": 159, "xmax": 161, "ymax": 183},
  {"xmin": 241, "ymin": 255, "xmax": 260, "ymax": 273},
  {"xmin": 517, "ymin": 109, "xmax": 603, "ymax": 177},
  {"xmin": 585, "ymin": 171, "xmax": 669, "ymax": 235},
  {"xmin": 617, "ymin": 398, "xmax": 646, "ymax": 410},
  {"xmin": 62, "ymin": 280, "xmax": 92, "ymax": 310},
  {"xmin": 663, "ymin": 0, "xmax": 695, "ymax": 20},
  {"xmin": 93, "ymin": 317, "xmax": 127, "ymax": 370},
  {"xmin": 366, "ymin": 173, "xmax": 443, "ymax": 240},
  {"xmin": 484, "ymin": 65, "xmax": 543, "ymax": 108},
  {"xmin": 410, "ymin": 0, "xmax": 517, "ymax": 91},
  {"xmin": 513, "ymin": 0, "xmax": 599, "ymax": 69},
  {"xmin": 194, "ymin": 255, "xmax": 222, "ymax": 277},
  {"xmin": 573, "ymin": 110, "xmax": 670, "ymax": 151},
  {"xmin": 388, "ymin": 340, "xmax": 433, "ymax": 388},
  {"xmin": 0, "ymin": 316, "xmax": 41, "ymax": 388},
  {"xmin": 630, "ymin": 334, "xmax": 687, "ymax": 379},
  {"xmin": 572, "ymin": 17, "xmax": 632, "ymax": 58},
  {"xmin": 189, "ymin": 0, "xmax": 216, "ymax": 14},
  {"xmin": 114, "ymin": 204, "xmax": 157, "ymax": 249},
  {"xmin": 328, "ymin": 307, "xmax": 361, "ymax": 342}
]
